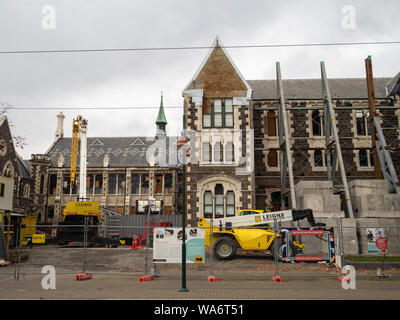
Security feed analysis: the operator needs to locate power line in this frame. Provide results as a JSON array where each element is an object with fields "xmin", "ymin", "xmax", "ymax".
[
  {"xmin": 1, "ymin": 40, "xmax": 400, "ymax": 55},
  {"xmin": 4, "ymin": 106, "xmax": 183, "ymax": 110}
]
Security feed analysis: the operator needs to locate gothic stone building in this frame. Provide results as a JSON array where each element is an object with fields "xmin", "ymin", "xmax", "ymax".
[
  {"xmin": 0, "ymin": 116, "xmax": 34, "ymax": 214},
  {"xmin": 183, "ymin": 37, "xmax": 400, "ymax": 226},
  {"xmin": 30, "ymin": 97, "xmax": 181, "ymax": 224}
]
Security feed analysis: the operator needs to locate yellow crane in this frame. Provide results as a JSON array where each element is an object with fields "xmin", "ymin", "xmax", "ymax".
[{"xmin": 70, "ymin": 115, "xmax": 82, "ymax": 191}]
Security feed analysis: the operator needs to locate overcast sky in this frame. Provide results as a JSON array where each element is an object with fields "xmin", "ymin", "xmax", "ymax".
[{"xmin": 0, "ymin": 0, "xmax": 399, "ymax": 159}]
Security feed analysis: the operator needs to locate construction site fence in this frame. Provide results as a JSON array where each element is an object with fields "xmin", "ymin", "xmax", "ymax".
[{"xmin": 1, "ymin": 219, "xmax": 400, "ymax": 283}]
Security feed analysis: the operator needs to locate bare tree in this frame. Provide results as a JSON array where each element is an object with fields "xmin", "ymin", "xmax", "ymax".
[{"xmin": 1, "ymin": 103, "xmax": 27, "ymax": 150}]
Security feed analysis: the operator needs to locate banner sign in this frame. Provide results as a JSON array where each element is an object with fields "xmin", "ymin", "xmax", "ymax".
[
  {"xmin": 153, "ymin": 227, "xmax": 205, "ymax": 264},
  {"xmin": 367, "ymin": 228, "xmax": 387, "ymax": 253}
]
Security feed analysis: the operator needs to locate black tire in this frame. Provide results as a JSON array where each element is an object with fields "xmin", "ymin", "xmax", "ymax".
[
  {"xmin": 271, "ymin": 238, "xmax": 295, "ymax": 260},
  {"xmin": 213, "ymin": 236, "xmax": 237, "ymax": 260}
]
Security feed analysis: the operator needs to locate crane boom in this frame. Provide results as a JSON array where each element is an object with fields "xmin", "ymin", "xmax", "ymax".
[
  {"xmin": 199, "ymin": 209, "xmax": 321, "ymax": 229},
  {"xmin": 70, "ymin": 115, "xmax": 82, "ymax": 190}
]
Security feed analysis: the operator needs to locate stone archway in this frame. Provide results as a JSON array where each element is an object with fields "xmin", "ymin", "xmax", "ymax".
[{"xmin": 197, "ymin": 174, "xmax": 242, "ymax": 219}]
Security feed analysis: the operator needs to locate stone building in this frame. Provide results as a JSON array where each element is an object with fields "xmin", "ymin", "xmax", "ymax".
[
  {"xmin": 30, "ymin": 95, "xmax": 181, "ymax": 224},
  {"xmin": 182, "ymin": 37, "xmax": 400, "ymax": 226},
  {"xmin": 0, "ymin": 116, "xmax": 34, "ymax": 214}
]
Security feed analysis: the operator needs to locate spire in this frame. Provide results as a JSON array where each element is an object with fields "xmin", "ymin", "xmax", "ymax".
[{"xmin": 156, "ymin": 92, "xmax": 167, "ymax": 126}]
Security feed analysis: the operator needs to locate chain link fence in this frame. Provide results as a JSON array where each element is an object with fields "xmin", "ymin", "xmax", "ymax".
[{"xmin": 1, "ymin": 217, "xmax": 400, "ymax": 284}]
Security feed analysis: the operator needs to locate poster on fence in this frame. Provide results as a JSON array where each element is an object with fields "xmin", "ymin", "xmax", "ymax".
[
  {"xmin": 153, "ymin": 227, "xmax": 205, "ymax": 263},
  {"xmin": 367, "ymin": 228, "xmax": 387, "ymax": 253}
]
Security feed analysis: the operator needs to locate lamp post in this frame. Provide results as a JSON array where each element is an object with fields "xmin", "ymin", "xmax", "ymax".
[{"xmin": 179, "ymin": 102, "xmax": 189, "ymax": 292}]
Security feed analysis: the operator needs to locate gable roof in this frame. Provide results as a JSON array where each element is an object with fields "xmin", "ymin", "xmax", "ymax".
[
  {"xmin": 183, "ymin": 37, "xmax": 252, "ymax": 99},
  {"xmin": 248, "ymin": 77, "xmax": 393, "ymax": 100},
  {"xmin": 46, "ymin": 136, "xmax": 179, "ymax": 168}
]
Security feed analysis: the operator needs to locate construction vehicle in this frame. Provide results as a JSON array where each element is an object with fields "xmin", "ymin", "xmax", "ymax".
[
  {"xmin": 198, "ymin": 208, "xmax": 325, "ymax": 261},
  {"xmin": 56, "ymin": 116, "xmax": 103, "ymax": 244}
]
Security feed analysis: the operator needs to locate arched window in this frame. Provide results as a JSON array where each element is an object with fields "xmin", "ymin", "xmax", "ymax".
[
  {"xmin": 214, "ymin": 142, "xmax": 223, "ymax": 163},
  {"xmin": 39, "ymin": 175, "xmax": 45, "ymax": 194},
  {"xmin": 204, "ymin": 191, "xmax": 213, "ymax": 219},
  {"xmin": 265, "ymin": 111, "xmax": 277, "ymax": 136},
  {"xmin": 312, "ymin": 110, "xmax": 322, "ymax": 136},
  {"xmin": 225, "ymin": 142, "xmax": 234, "ymax": 163},
  {"xmin": 202, "ymin": 142, "xmax": 212, "ymax": 163},
  {"xmin": 23, "ymin": 184, "xmax": 30, "ymax": 198},
  {"xmin": 226, "ymin": 191, "xmax": 235, "ymax": 217},
  {"xmin": 3, "ymin": 162, "xmax": 14, "ymax": 178},
  {"xmin": 215, "ymin": 184, "xmax": 224, "ymax": 218}
]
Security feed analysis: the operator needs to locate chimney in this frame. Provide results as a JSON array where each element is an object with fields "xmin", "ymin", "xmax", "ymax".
[{"xmin": 55, "ymin": 111, "xmax": 65, "ymax": 141}]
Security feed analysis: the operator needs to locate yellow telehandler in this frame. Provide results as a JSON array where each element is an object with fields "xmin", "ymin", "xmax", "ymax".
[{"xmin": 198, "ymin": 209, "xmax": 324, "ymax": 260}]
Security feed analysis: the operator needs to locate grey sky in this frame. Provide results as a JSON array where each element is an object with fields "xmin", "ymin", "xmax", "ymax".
[{"xmin": 0, "ymin": 0, "xmax": 399, "ymax": 159}]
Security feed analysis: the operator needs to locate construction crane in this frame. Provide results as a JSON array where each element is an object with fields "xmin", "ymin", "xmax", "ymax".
[{"xmin": 70, "ymin": 115, "xmax": 88, "ymax": 198}]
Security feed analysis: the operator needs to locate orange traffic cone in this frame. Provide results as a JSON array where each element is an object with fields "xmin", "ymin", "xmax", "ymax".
[
  {"xmin": 130, "ymin": 235, "xmax": 138, "ymax": 250},
  {"xmin": 138, "ymin": 234, "xmax": 142, "ymax": 249}
]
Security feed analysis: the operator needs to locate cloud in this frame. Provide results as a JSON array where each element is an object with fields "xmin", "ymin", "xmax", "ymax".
[{"xmin": 0, "ymin": 0, "xmax": 399, "ymax": 158}]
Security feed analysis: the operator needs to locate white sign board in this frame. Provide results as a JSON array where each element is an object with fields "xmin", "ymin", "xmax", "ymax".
[
  {"xmin": 153, "ymin": 227, "xmax": 205, "ymax": 264},
  {"xmin": 0, "ymin": 176, "xmax": 13, "ymax": 211}
]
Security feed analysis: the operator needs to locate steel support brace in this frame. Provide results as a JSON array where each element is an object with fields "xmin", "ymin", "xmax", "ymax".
[
  {"xmin": 373, "ymin": 117, "xmax": 400, "ymax": 194},
  {"xmin": 321, "ymin": 62, "xmax": 354, "ymax": 218},
  {"xmin": 276, "ymin": 62, "xmax": 296, "ymax": 209}
]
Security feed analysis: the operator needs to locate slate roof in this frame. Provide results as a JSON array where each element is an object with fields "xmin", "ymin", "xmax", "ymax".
[
  {"xmin": 248, "ymin": 77, "xmax": 393, "ymax": 100},
  {"xmin": 47, "ymin": 136, "xmax": 179, "ymax": 169},
  {"xmin": 385, "ymin": 72, "xmax": 400, "ymax": 97}
]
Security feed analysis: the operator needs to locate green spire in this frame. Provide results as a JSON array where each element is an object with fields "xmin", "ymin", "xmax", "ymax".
[{"xmin": 156, "ymin": 92, "xmax": 167, "ymax": 125}]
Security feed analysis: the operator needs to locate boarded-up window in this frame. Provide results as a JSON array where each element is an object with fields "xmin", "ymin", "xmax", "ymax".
[
  {"xmin": 155, "ymin": 175, "xmax": 163, "ymax": 194},
  {"xmin": 266, "ymin": 111, "xmax": 277, "ymax": 136},
  {"xmin": 163, "ymin": 206, "xmax": 172, "ymax": 215},
  {"xmin": 117, "ymin": 206, "xmax": 124, "ymax": 214},
  {"xmin": 267, "ymin": 150, "xmax": 278, "ymax": 167},
  {"xmin": 130, "ymin": 206, "xmax": 136, "ymax": 215}
]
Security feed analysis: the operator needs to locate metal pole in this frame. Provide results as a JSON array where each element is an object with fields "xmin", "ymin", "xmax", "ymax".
[
  {"xmin": 321, "ymin": 61, "xmax": 354, "ymax": 218},
  {"xmin": 209, "ymin": 207, "xmax": 214, "ymax": 278},
  {"xmin": 83, "ymin": 217, "xmax": 88, "ymax": 274},
  {"xmin": 365, "ymin": 56, "xmax": 382, "ymax": 179},
  {"xmin": 273, "ymin": 219, "xmax": 279, "ymax": 277},
  {"xmin": 145, "ymin": 205, "xmax": 151, "ymax": 276},
  {"xmin": 277, "ymin": 62, "xmax": 296, "ymax": 209},
  {"xmin": 179, "ymin": 101, "xmax": 189, "ymax": 292}
]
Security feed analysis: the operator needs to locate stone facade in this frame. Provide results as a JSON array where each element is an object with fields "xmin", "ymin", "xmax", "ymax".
[
  {"xmin": 183, "ymin": 37, "xmax": 400, "ymax": 226},
  {"xmin": 0, "ymin": 117, "xmax": 34, "ymax": 214}
]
